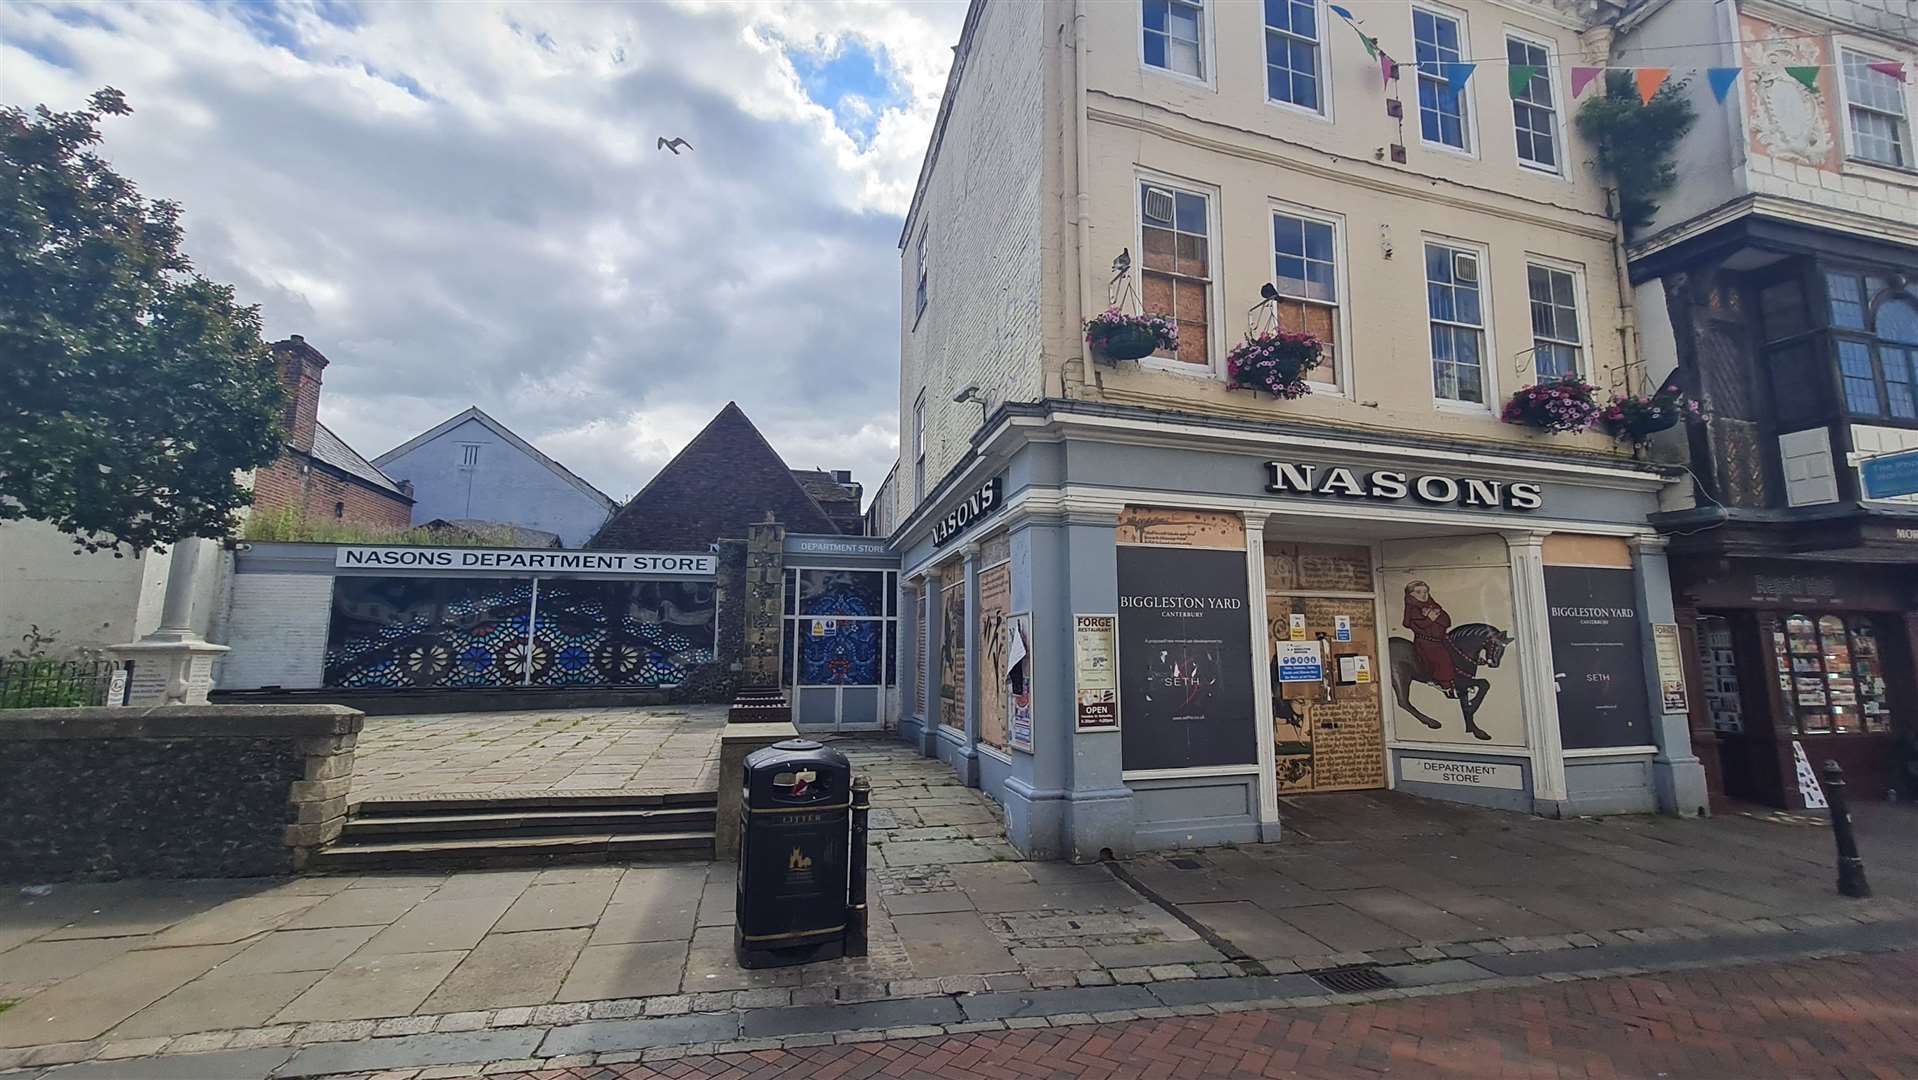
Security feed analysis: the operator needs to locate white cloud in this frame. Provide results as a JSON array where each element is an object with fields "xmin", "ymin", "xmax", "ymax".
[{"xmin": 0, "ymin": 0, "xmax": 962, "ymax": 512}]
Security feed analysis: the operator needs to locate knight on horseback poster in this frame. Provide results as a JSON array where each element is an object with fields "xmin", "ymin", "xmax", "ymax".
[{"xmin": 1380, "ymin": 539, "xmax": 1522, "ymax": 747}]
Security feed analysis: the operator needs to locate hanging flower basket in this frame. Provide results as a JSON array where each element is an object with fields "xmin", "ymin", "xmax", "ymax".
[
  {"xmin": 1500, "ymin": 377, "xmax": 1603, "ymax": 434},
  {"xmin": 1085, "ymin": 308, "xmax": 1178, "ymax": 362},
  {"xmin": 1599, "ymin": 388, "xmax": 1702, "ymax": 443},
  {"xmin": 1227, "ymin": 329, "xmax": 1323, "ymax": 399}
]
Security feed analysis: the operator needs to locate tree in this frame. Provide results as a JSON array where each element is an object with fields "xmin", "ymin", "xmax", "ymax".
[
  {"xmin": 1575, "ymin": 72, "xmax": 1698, "ymax": 233},
  {"xmin": 1, "ymin": 88, "xmax": 284, "ymax": 554}
]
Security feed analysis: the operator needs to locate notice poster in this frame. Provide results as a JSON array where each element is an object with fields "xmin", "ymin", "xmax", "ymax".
[
  {"xmin": 1651, "ymin": 622, "xmax": 1689, "ymax": 714},
  {"xmin": 1276, "ymin": 641, "xmax": 1324, "ymax": 682},
  {"xmin": 1073, "ymin": 614, "xmax": 1120, "ymax": 732},
  {"xmin": 1007, "ymin": 614, "xmax": 1034, "ymax": 752},
  {"xmin": 1116, "ymin": 545, "xmax": 1257, "ymax": 770},
  {"xmin": 1545, "ymin": 566, "xmax": 1651, "ymax": 749}
]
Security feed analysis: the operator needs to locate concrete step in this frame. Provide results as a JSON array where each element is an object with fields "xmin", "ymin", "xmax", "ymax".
[
  {"xmin": 350, "ymin": 791, "xmax": 717, "ymax": 816},
  {"xmin": 341, "ymin": 806, "xmax": 716, "ymax": 840},
  {"xmin": 310, "ymin": 829, "xmax": 715, "ymax": 871}
]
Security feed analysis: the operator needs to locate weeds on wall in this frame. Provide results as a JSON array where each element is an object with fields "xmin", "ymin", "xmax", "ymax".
[
  {"xmin": 241, "ymin": 507, "xmax": 521, "ymax": 546},
  {"xmin": 1575, "ymin": 72, "xmax": 1698, "ymax": 233}
]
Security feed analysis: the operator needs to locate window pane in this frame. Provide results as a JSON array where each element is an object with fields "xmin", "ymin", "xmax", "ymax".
[
  {"xmin": 1826, "ymin": 272, "xmax": 1866, "ymax": 329},
  {"xmin": 1175, "ymin": 192, "xmax": 1206, "ymax": 233},
  {"xmin": 1144, "ymin": 0, "xmax": 1169, "ymax": 33},
  {"xmin": 1144, "ymin": 30, "xmax": 1167, "ymax": 69},
  {"xmin": 1880, "ymin": 300, "xmax": 1918, "ymax": 345},
  {"xmin": 1274, "ymin": 215, "xmax": 1303, "ymax": 255},
  {"xmin": 1838, "ymin": 340, "xmax": 1881, "ymax": 415},
  {"xmin": 1171, "ymin": 38, "xmax": 1202, "ymax": 78},
  {"xmin": 1303, "ymin": 220, "xmax": 1333, "ymax": 262},
  {"xmin": 1886, "ymin": 347, "xmax": 1915, "ymax": 419}
]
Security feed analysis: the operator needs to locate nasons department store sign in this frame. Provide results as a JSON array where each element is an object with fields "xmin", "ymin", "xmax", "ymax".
[
  {"xmin": 932, "ymin": 477, "xmax": 1003, "ymax": 548},
  {"xmin": 1264, "ymin": 460, "xmax": 1543, "ymax": 512},
  {"xmin": 335, "ymin": 546, "xmax": 717, "ymax": 578}
]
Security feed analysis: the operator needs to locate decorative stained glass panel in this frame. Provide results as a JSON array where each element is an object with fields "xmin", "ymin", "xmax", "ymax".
[
  {"xmin": 531, "ymin": 579, "xmax": 717, "ymax": 688},
  {"xmin": 326, "ymin": 577, "xmax": 530, "ymax": 689}
]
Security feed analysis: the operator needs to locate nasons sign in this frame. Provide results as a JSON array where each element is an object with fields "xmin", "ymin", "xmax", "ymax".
[
  {"xmin": 1264, "ymin": 461, "xmax": 1543, "ymax": 512},
  {"xmin": 932, "ymin": 478, "xmax": 1003, "ymax": 547}
]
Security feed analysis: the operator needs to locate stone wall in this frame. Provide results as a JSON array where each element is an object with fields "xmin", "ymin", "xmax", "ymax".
[
  {"xmin": 741, "ymin": 519, "xmax": 786, "ymax": 687},
  {"xmin": 0, "ymin": 705, "xmax": 363, "ymax": 881},
  {"xmin": 663, "ymin": 537, "xmax": 751, "ymax": 705}
]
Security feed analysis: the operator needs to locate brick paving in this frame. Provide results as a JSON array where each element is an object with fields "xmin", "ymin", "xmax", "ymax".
[{"xmin": 472, "ymin": 950, "xmax": 1918, "ymax": 1080}]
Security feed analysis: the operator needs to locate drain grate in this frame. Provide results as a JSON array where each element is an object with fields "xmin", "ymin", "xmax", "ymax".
[
  {"xmin": 1311, "ymin": 966, "xmax": 1395, "ymax": 994},
  {"xmin": 1168, "ymin": 857, "xmax": 1204, "ymax": 870}
]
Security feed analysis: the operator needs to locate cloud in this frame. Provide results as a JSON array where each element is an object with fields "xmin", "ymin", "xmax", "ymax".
[{"xmin": 0, "ymin": 0, "xmax": 962, "ymax": 514}]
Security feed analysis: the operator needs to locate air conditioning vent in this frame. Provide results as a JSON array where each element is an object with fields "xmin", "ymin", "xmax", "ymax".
[
  {"xmin": 1144, "ymin": 186, "xmax": 1177, "ymax": 226},
  {"xmin": 1453, "ymin": 252, "xmax": 1479, "ymax": 284}
]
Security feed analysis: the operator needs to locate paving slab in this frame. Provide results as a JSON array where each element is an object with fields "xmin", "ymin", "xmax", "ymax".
[
  {"xmin": 879, "ymin": 891, "xmax": 974, "ymax": 916},
  {"xmin": 740, "ymin": 996, "xmax": 963, "ymax": 1037},
  {"xmin": 144, "ymin": 895, "xmax": 325, "ymax": 948},
  {"xmin": 1179, "ymin": 902, "xmax": 1328, "ymax": 961},
  {"xmin": 0, "ymin": 938, "xmax": 136, "ymax": 994},
  {"xmin": 890, "ymin": 912, "xmax": 1014, "ymax": 976},
  {"xmin": 965, "ymin": 882, "xmax": 1141, "ymax": 914},
  {"xmin": 0, "ymin": 942, "xmax": 245, "ymax": 1047},
  {"xmin": 493, "ymin": 882, "xmax": 615, "ymax": 934},
  {"xmin": 1373, "ymin": 959, "xmax": 1496, "ymax": 987},
  {"xmin": 39, "ymin": 1046, "xmax": 296, "ymax": 1079},
  {"xmin": 38, "ymin": 886, "xmax": 245, "ymax": 942},
  {"xmin": 1144, "ymin": 974, "xmax": 1322, "ymax": 1007},
  {"xmin": 217, "ymin": 927, "xmax": 382, "ymax": 975},
  {"xmin": 1272, "ymin": 903, "xmax": 1421, "ymax": 952},
  {"xmin": 421, "ymin": 929, "xmax": 588, "ymax": 1012},
  {"xmin": 956, "ymin": 984, "xmax": 1158, "ymax": 1022},
  {"xmin": 555, "ymin": 941, "xmax": 688, "ymax": 1003},
  {"xmin": 112, "ymin": 971, "xmax": 324, "ymax": 1037},
  {"xmin": 424, "ymin": 872, "xmax": 538, "ymax": 901},
  {"xmin": 356, "ymin": 895, "xmax": 515, "ymax": 957},
  {"xmin": 587, "ymin": 870, "xmax": 703, "ymax": 946},
  {"xmin": 535, "ymin": 1012, "xmax": 741, "ymax": 1056},
  {"xmin": 273, "ymin": 951, "xmax": 465, "ymax": 1023},
  {"xmin": 275, "ymin": 1028, "xmax": 544, "ymax": 1078},
  {"xmin": 282, "ymin": 888, "xmax": 435, "ymax": 931},
  {"xmin": 1084, "ymin": 941, "xmax": 1225, "ymax": 967}
]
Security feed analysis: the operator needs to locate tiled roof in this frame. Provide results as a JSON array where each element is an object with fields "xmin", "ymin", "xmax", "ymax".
[
  {"xmin": 791, "ymin": 469, "xmax": 859, "ymax": 504},
  {"xmin": 312, "ymin": 423, "xmax": 407, "ymax": 497}
]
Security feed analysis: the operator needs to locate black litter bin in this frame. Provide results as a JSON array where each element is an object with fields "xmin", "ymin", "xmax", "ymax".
[{"xmin": 735, "ymin": 739, "xmax": 852, "ymax": 968}]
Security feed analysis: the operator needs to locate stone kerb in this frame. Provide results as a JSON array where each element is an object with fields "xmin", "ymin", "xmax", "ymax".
[{"xmin": 0, "ymin": 704, "xmax": 363, "ymax": 881}]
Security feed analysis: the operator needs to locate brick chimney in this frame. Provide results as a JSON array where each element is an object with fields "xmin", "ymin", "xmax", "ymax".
[{"xmin": 270, "ymin": 335, "xmax": 329, "ymax": 454}]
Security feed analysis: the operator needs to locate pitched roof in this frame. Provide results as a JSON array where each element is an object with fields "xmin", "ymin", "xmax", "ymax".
[
  {"xmin": 589, "ymin": 402, "xmax": 840, "ymax": 550},
  {"xmin": 312, "ymin": 422, "xmax": 408, "ymax": 497},
  {"xmin": 791, "ymin": 469, "xmax": 859, "ymax": 505},
  {"xmin": 374, "ymin": 406, "xmax": 616, "ymax": 511}
]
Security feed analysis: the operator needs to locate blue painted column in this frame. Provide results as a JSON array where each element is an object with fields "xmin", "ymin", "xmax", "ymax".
[
  {"xmin": 1632, "ymin": 535, "xmax": 1711, "ymax": 817},
  {"xmin": 951, "ymin": 543, "xmax": 983, "ymax": 786},
  {"xmin": 917, "ymin": 573, "xmax": 941, "ymax": 757}
]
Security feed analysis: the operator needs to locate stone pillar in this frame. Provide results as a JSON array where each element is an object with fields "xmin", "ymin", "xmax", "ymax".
[
  {"xmin": 1632, "ymin": 535, "xmax": 1711, "ymax": 817},
  {"xmin": 917, "ymin": 570, "xmax": 942, "ymax": 757},
  {"xmin": 950, "ymin": 542, "xmax": 982, "ymax": 787},
  {"xmin": 740, "ymin": 517, "xmax": 786, "ymax": 690},
  {"xmin": 1244, "ymin": 512, "xmax": 1280, "ymax": 839},
  {"xmin": 1505, "ymin": 530, "xmax": 1568, "ymax": 811},
  {"xmin": 108, "ymin": 538, "xmax": 229, "ymax": 706}
]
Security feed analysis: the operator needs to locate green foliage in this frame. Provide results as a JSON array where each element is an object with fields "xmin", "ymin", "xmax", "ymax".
[
  {"xmin": 1, "ymin": 89, "xmax": 286, "ymax": 554},
  {"xmin": 1575, "ymin": 72, "xmax": 1698, "ymax": 232},
  {"xmin": 241, "ymin": 506, "xmax": 523, "ymax": 546}
]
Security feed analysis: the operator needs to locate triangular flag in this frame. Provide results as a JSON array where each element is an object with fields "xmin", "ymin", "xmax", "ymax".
[
  {"xmin": 1707, "ymin": 67, "xmax": 1741, "ymax": 102},
  {"xmin": 1442, "ymin": 62, "xmax": 1475, "ymax": 95},
  {"xmin": 1358, "ymin": 33, "xmax": 1378, "ymax": 60},
  {"xmin": 1867, "ymin": 60, "xmax": 1907, "ymax": 82},
  {"xmin": 1509, "ymin": 64, "xmax": 1540, "ymax": 98},
  {"xmin": 1570, "ymin": 67, "xmax": 1603, "ymax": 97},
  {"xmin": 1634, "ymin": 67, "xmax": 1671, "ymax": 104},
  {"xmin": 1380, "ymin": 51, "xmax": 1397, "ymax": 88},
  {"xmin": 1785, "ymin": 66, "xmax": 1820, "ymax": 92},
  {"xmin": 1328, "ymin": 4, "xmax": 1355, "ymax": 21}
]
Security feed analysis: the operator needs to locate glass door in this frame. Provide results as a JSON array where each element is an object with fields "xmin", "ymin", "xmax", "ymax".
[{"xmin": 783, "ymin": 568, "xmax": 896, "ymax": 732}]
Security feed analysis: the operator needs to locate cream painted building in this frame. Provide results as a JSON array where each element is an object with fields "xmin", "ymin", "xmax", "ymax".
[{"xmin": 886, "ymin": 0, "xmax": 1712, "ymax": 860}]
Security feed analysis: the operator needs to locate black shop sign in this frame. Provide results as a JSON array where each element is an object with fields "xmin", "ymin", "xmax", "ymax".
[
  {"xmin": 1116, "ymin": 546, "xmax": 1258, "ymax": 770},
  {"xmin": 1545, "ymin": 566, "xmax": 1651, "ymax": 749},
  {"xmin": 932, "ymin": 477, "xmax": 1002, "ymax": 548}
]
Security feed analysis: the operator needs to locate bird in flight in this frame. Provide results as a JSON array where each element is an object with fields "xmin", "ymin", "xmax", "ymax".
[{"xmin": 657, "ymin": 137, "xmax": 693, "ymax": 155}]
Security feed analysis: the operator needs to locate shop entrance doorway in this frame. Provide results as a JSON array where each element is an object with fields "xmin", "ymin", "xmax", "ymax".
[{"xmin": 1265, "ymin": 543, "xmax": 1387, "ymax": 794}]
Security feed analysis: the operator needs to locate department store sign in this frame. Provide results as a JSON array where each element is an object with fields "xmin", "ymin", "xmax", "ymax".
[
  {"xmin": 335, "ymin": 546, "xmax": 717, "ymax": 577},
  {"xmin": 1264, "ymin": 460, "xmax": 1543, "ymax": 512},
  {"xmin": 932, "ymin": 477, "xmax": 1003, "ymax": 548}
]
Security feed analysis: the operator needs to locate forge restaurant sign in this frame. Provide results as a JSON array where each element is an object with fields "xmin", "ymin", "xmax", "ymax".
[
  {"xmin": 1544, "ymin": 566, "xmax": 1651, "ymax": 749},
  {"xmin": 335, "ymin": 547, "xmax": 717, "ymax": 578},
  {"xmin": 1116, "ymin": 545, "xmax": 1258, "ymax": 770},
  {"xmin": 932, "ymin": 478, "xmax": 1003, "ymax": 548},
  {"xmin": 1264, "ymin": 461, "xmax": 1543, "ymax": 512}
]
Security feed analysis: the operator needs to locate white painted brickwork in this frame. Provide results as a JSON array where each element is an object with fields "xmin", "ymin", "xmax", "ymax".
[
  {"xmin": 221, "ymin": 572, "xmax": 333, "ymax": 690},
  {"xmin": 895, "ymin": 0, "xmax": 1046, "ymax": 527}
]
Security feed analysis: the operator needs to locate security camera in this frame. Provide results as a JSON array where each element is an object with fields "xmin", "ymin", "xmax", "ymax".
[{"xmin": 952, "ymin": 385, "xmax": 982, "ymax": 404}]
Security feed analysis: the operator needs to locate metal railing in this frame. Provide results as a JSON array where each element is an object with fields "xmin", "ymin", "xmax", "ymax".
[{"xmin": 0, "ymin": 659, "xmax": 122, "ymax": 709}]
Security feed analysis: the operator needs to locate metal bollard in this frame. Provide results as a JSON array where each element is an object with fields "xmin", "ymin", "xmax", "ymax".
[
  {"xmin": 846, "ymin": 775, "xmax": 870, "ymax": 957},
  {"xmin": 1821, "ymin": 760, "xmax": 1872, "ymax": 899}
]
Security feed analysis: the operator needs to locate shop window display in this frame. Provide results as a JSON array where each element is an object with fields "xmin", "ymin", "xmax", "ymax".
[
  {"xmin": 1770, "ymin": 613, "xmax": 1890, "ymax": 735},
  {"xmin": 1696, "ymin": 615, "xmax": 1743, "ymax": 735}
]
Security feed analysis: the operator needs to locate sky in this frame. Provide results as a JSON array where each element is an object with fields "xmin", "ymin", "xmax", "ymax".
[{"xmin": 0, "ymin": 0, "xmax": 966, "ymax": 506}]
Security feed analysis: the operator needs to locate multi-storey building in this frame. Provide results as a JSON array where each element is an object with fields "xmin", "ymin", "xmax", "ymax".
[
  {"xmin": 1616, "ymin": 0, "xmax": 1917, "ymax": 810},
  {"xmin": 887, "ymin": 0, "xmax": 1711, "ymax": 859}
]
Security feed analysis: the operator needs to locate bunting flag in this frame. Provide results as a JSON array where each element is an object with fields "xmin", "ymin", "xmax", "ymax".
[
  {"xmin": 1634, "ymin": 67, "xmax": 1671, "ymax": 104},
  {"xmin": 1707, "ymin": 67, "xmax": 1742, "ymax": 103},
  {"xmin": 1358, "ymin": 32, "xmax": 1378, "ymax": 60},
  {"xmin": 1442, "ymin": 62, "xmax": 1476, "ymax": 95},
  {"xmin": 1328, "ymin": 4, "xmax": 1355, "ymax": 20},
  {"xmin": 1508, "ymin": 64, "xmax": 1540, "ymax": 97},
  {"xmin": 1570, "ymin": 67, "xmax": 1603, "ymax": 97},
  {"xmin": 1380, "ymin": 51, "xmax": 1397, "ymax": 89},
  {"xmin": 1867, "ymin": 60, "xmax": 1908, "ymax": 82},
  {"xmin": 1785, "ymin": 65, "xmax": 1821, "ymax": 92}
]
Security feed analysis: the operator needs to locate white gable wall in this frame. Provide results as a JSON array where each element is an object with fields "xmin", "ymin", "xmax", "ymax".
[{"xmin": 377, "ymin": 417, "xmax": 611, "ymax": 547}]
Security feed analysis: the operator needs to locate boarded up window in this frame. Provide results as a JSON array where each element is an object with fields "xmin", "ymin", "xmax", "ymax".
[
  {"xmin": 938, "ymin": 573, "xmax": 967, "ymax": 730},
  {"xmin": 914, "ymin": 587, "xmax": 929, "ymax": 716},
  {"xmin": 977, "ymin": 562, "xmax": 1012, "ymax": 751}
]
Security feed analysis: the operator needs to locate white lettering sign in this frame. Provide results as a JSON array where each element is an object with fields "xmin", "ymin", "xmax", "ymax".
[
  {"xmin": 335, "ymin": 547, "xmax": 717, "ymax": 577},
  {"xmin": 1400, "ymin": 757, "xmax": 1524, "ymax": 790},
  {"xmin": 1264, "ymin": 461, "xmax": 1543, "ymax": 512},
  {"xmin": 932, "ymin": 478, "xmax": 1003, "ymax": 547}
]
